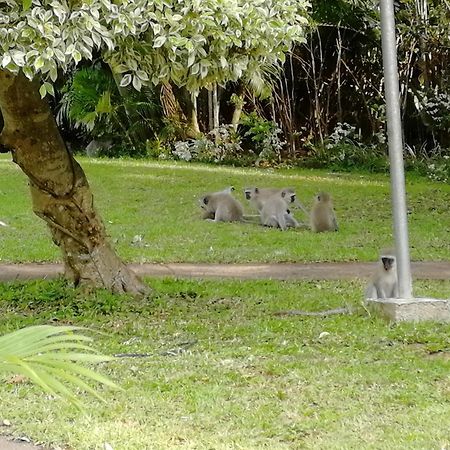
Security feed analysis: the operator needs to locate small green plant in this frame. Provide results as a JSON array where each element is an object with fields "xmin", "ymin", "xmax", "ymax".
[
  {"xmin": 240, "ymin": 112, "xmax": 286, "ymax": 166},
  {"xmin": 172, "ymin": 125, "xmax": 249, "ymax": 165},
  {"xmin": 410, "ymin": 155, "xmax": 450, "ymax": 183},
  {"xmin": 146, "ymin": 138, "xmax": 172, "ymax": 160},
  {"xmin": 304, "ymin": 122, "xmax": 389, "ymax": 172},
  {"xmin": 0, "ymin": 325, "xmax": 119, "ymax": 409},
  {"xmin": 416, "ymin": 89, "xmax": 450, "ymax": 135},
  {"xmin": 425, "ymin": 156, "xmax": 450, "ymax": 183}
]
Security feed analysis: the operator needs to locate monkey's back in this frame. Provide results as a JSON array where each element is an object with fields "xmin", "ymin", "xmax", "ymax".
[
  {"xmin": 249, "ymin": 187, "xmax": 282, "ymax": 212},
  {"xmin": 310, "ymin": 204, "xmax": 338, "ymax": 232},
  {"xmin": 260, "ymin": 196, "xmax": 290, "ymax": 230},
  {"xmin": 213, "ymin": 193, "xmax": 244, "ymax": 222}
]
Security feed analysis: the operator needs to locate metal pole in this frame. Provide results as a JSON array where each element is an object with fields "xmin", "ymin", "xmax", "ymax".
[{"xmin": 379, "ymin": 0, "xmax": 413, "ymax": 298}]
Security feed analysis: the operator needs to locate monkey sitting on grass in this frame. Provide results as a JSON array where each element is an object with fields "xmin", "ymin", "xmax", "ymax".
[
  {"xmin": 199, "ymin": 187, "xmax": 244, "ymax": 222},
  {"xmin": 244, "ymin": 186, "xmax": 310, "ymax": 219},
  {"xmin": 309, "ymin": 191, "xmax": 338, "ymax": 232},
  {"xmin": 260, "ymin": 193, "xmax": 299, "ymax": 230},
  {"xmin": 365, "ymin": 249, "xmax": 399, "ymax": 299}
]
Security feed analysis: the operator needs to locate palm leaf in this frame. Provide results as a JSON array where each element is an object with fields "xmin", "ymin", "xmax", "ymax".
[{"xmin": 0, "ymin": 325, "xmax": 120, "ymax": 407}]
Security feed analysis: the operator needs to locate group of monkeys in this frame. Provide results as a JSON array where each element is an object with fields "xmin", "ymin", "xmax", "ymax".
[
  {"xmin": 199, "ymin": 185, "xmax": 399, "ymax": 301},
  {"xmin": 199, "ymin": 186, "xmax": 338, "ymax": 232}
]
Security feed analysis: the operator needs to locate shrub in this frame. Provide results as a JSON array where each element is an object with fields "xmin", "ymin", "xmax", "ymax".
[
  {"xmin": 172, "ymin": 125, "xmax": 253, "ymax": 166},
  {"xmin": 303, "ymin": 123, "xmax": 389, "ymax": 172},
  {"xmin": 239, "ymin": 112, "xmax": 286, "ymax": 166},
  {"xmin": 58, "ymin": 66, "xmax": 163, "ymax": 158}
]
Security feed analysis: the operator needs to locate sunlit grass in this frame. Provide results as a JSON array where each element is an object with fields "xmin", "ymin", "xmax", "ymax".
[
  {"xmin": 0, "ymin": 277, "xmax": 449, "ymax": 449},
  {"xmin": 1, "ymin": 154, "xmax": 449, "ymax": 264}
]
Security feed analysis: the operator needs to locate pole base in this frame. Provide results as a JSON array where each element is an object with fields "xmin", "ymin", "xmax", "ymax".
[{"xmin": 365, "ymin": 298, "xmax": 450, "ymax": 323}]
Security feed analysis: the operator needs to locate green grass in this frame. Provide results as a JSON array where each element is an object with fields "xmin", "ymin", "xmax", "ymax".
[
  {"xmin": 1, "ymin": 155, "xmax": 450, "ymax": 448},
  {"xmin": 1, "ymin": 154, "xmax": 450, "ymax": 263},
  {"xmin": 1, "ymin": 277, "xmax": 450, "ymax": 449}
]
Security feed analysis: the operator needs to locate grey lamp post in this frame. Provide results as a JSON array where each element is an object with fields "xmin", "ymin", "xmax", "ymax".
[
  {"xmin": 370, "ymin": 0, "xmax": 449, "ymax": 322},
  {"xmin": 379, "ymin": 0, "xmax": 413, "ymax": 299}
]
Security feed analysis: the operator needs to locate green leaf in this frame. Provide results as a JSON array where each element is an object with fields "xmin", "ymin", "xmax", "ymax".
[
  {"xmin": 39, "ymin": 84, "xmax": 48, "ymax": 98},
  {"xmin": 120, "ymin": 74, "xmax": 132, "ymax": 87},
  {"xmin": 96, "ymin": 91, "xmax": 113, "ymax": 113},
  {"xmin": 22, "ymin": 0, "xmax": 32, "ymax": 11},
  {"xmin": 0, "ymin": 325, "xmax": 119, "ymax": 409},
  {"xmin": 153, "ymin": 36, "xmax": 166, "ymax": 48},
  {"xmin": 43, "ymin": 82, "xmax": 55, "ymax": 97},
  {"xmin": 132, "ymin": 75, "xmax": 142, "ymax": 91}
]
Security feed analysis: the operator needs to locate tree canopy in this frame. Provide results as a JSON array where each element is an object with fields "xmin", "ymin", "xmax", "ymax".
[{"xmin": 0, "ymin": 0, "xmax": 310, "ymax": 96}]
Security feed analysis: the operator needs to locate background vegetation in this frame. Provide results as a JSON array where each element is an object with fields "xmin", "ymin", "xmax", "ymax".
[
  {"xmin": 52, "ymin": 0, "xmax": 450, "ymax": 182},
  {"xmin": 1, "ymin": 0, "xmax": 449, "ymax": 448}
]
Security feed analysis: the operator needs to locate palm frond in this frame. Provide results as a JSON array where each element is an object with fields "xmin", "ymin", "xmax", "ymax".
[{"xmin": 0, "ymin": 325, "xmax": 120, "ymax": 408}]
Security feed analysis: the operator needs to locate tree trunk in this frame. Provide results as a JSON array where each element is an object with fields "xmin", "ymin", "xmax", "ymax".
[
  {"xmin": 188, "ymin": 93, "xmax": 201, "ymax": 134},
  {"xmin": 212, "ymin": 84, "xmax": 220, "ymax": 130},
  {"xmin": 160, "ymin": 82, "xmax": 187, "ymax": 124},
  {"xmin": 207, "ymin": 89, "xmax": 214, "ymax": 131},
  {"xmin": 231, "ymin": 100, "xmax": 244, "ymax": 130},
  {"xmin": 0, "ymin": 70, "xmax": 149, "ymax": 296},
  {"xmin": 161, "ymin": 83, "xmax": 199, "ymax": 138},
  {"xmin": 231, "ymin": 82, "xmax": 245, "ymax": 130}
]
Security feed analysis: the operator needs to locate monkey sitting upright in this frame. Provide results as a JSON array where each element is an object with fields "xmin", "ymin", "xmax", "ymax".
[
  {"xmin": 309, "ymin": 191, "xmax": 338, "ymax": 232},
  {"xmin": 260, "ymin": 191, "xmax": 299, "ymax": 231},
  {"xmin": 200, "ymin": 187, "xmax": 244, "ymax": 222},
  {"xmin": 365, "ymin": 249, "xmax": 399, "ymax": 299}
]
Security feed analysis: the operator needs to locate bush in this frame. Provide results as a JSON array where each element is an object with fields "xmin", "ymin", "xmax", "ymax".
[
  {"xmin": 239, "ymin": 112, "xmax": 286, "ymax": 166},
  {"xmin": 172, "ymin": 125, "xmax": 255, "ymax": 166},
  {"xmin": 57, "ymin": 65, "xmax": 163, "ymax": 158},
  {"xmin": 408, "ymin": 155, "xmax": 450, "ymax": 183},
  {"xmin": 303, "ymin": 123, "xmax": 389, "ymax": 172}
]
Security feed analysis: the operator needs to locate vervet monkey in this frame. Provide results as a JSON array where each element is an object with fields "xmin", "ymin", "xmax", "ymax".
[
  {"xmin": 200, "ymin": 187, "xmax": 244, "ymax": 222},
  {"xmin": 244, "ymin": 187, "xmax": 285, "ymax": 211},
  {"xmin": 365, "ymin": 249, "xmax": 399, "ymax": 299},
  {"xmin": 200, "ymin": 186, "xmax": 235, "ymax": 220},
  {"xmin": 260, "ymin": 195, "xmax": 299, "ymax": 231},
  {"xmin": 309, "ymin": 191, "xmax": 338, "ymax": 232},
  {"xmin": 244, "ymin": 187, "xmax": 309, "ymax": 217}
]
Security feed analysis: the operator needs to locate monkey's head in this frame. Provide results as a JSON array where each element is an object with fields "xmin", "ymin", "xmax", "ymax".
[
  {"xmin": 381, "ymin": 256, "xmax": 395, "ymax": 271},
  {"xmin": 200, "ymin": 195, "xmax": 211, "ymax": 210},
  {"xmin": 244, "ymin": 187, "xmax": 258, "ymax": 200},
  {"xmin": 281, "ymin": 188, "xmax": 296, "ymax": 204},
  {"xmin": 316, "ymin": 191, "xmax": 331, "ymax": 203}
]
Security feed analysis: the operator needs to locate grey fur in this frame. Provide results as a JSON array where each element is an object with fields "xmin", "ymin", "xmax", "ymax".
[
  {"xmin": 310, "ymin": 191, "xmax": 338, "ymax": 232},
  {"xmin": 365, "ymin": 250, "xmax": 399, "ymax": 299}
]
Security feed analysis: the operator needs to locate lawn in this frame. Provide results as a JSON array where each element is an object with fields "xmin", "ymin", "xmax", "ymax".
[
  {"xmin": 1, "ymin": 154, "xmax": 450, "ymax": 263},
  {"xmin": 1, "ymin": 155, "xmax": 450, "ymax": 449},
  {"xmin": 0, "ymin": 278, "xmax": 450, "ymax": 450}
]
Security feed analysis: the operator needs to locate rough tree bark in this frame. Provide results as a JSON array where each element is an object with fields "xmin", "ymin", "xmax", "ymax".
[
  {"xmin": 0, "ymin": 70, "xmax": 149, "ymax": 296},
  {"xmin": 160, "ymin": 82, "xmax": 199, "ymax": 139}
]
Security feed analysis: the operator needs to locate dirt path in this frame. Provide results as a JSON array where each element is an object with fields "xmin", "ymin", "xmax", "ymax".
[
  {"xmin": 1, "ymin": 261, "xmax": 450, "ymax": 282},
  {"xmin": 0, "ymin": 436, "xmax": 45, "ymax": 450}
]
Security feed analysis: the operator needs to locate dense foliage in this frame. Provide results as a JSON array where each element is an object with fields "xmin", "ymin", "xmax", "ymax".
[
  {"xmin": 1, "ymin": 0, "xmax": 449, "ymax": 177},
  {"xmin": 283, "ymin": 0, "xmax": 450, "ymax": 157}
]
